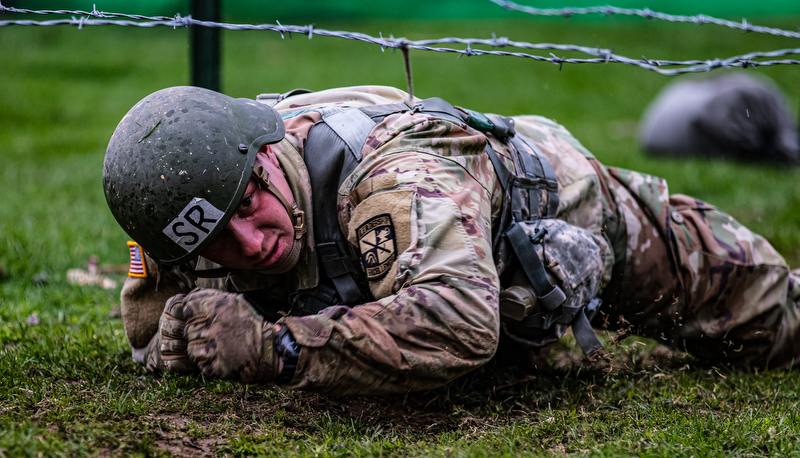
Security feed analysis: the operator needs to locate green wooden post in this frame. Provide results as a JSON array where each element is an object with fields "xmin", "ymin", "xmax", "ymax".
[{"xmin": 190, "ymin": 0, "xmax": 221, "ymax": 91}]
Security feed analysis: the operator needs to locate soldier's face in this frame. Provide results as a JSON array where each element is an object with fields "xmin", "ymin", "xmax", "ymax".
[{"xmin": 201, "ymin": 149, "xmax": 296, "ymax": 270}]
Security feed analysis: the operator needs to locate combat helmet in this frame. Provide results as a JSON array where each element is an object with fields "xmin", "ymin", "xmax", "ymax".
[{"xmin": 103, "ymin": 86, "xmax": 286, "ymax": 266}]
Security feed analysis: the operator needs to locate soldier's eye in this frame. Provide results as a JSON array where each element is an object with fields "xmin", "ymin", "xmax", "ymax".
[{"xmin": 239, "ymin": 195, "xmax": 253, "ymax": 210}]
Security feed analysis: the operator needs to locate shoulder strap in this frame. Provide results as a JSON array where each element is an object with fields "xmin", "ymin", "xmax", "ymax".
[
  {"xmin": 319, "ymin": 107, "xmax": 376, "ymax": 161},
  {"xmin": 510, "ymin": 135, "xmax": 559, "ymax": 219},
  {"xmin": 505, "ymin": 224, "xmax": 566, "ymax": 311},
  {"xmin": 256, "ymin": 89, "xmax": 314, "ymax": 106},
  {"xmin": 304, "ymin": 110, "xmax": 373, "ymax": 304}
]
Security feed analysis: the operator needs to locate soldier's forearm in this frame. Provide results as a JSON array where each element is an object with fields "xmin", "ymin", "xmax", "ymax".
[{"xmin": 279, "ymin": 276, "xmax": 500, "ymax": 395}]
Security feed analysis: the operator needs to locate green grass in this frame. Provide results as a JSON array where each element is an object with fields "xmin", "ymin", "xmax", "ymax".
[{"xmin": 2, "ymin": 14, "xmax": 800, "ymax": 456}]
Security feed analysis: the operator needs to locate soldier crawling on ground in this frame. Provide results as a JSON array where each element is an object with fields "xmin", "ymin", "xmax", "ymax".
[{"xmin": 103, "ymin": 85, "xmax": 800, "ymax": 395}]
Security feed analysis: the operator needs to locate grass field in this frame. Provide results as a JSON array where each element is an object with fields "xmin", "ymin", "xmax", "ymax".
[{"xmin": 2, "ymin": 12, "xmax": 800, "ymax": 456}]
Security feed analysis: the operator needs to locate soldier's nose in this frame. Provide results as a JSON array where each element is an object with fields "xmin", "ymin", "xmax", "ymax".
[{"xmin": 228, "ymin": 221, "xmax": 264, "ymax": 259}]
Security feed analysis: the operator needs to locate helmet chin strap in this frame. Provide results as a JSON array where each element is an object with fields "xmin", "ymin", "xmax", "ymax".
[{"xmin": 252, "ymin": 164, "xmax": 306, "ymax": 274}]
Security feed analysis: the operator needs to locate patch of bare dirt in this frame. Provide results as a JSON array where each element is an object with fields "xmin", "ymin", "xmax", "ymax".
[{"xmin": 154, "ymin": 437, "xmax": 219, "ymax": 458}]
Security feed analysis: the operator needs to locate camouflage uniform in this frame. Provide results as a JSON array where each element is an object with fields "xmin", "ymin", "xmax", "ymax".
[{"xmin": 122, "ymin": 86, "xmax": 800, "ymax": 395}]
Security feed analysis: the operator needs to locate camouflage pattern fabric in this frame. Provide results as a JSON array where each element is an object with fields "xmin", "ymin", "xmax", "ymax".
[
  {"xmin": 277, "ymin": 104, "xmax": 502, "ymax": 394},
  {"xmin": 178, "ymin": 289, "xmax": 280, "ymax": 383},
  {"xmin": 591, "ymin": 163, "xmax": 800, "ymax": 367},
  {"xmin": 120, "ymin": 86, "xmax": 800, "ymax": 395}
]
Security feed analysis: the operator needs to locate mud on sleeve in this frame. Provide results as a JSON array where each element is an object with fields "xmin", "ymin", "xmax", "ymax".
[{"xmin": 121, "ymin": 242, "xmax": 194, "ymax": 348}]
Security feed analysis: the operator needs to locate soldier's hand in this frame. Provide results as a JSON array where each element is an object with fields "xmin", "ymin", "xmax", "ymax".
[
  {"xmin": 179, "ymin": 289, "xmax": 280, "ymax": 383},
  {"xmin": 133, "ymin": 293, "xmax": 197, "ymax": 374}
]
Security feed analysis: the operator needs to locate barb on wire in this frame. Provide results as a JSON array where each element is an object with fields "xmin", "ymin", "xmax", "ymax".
[
  {"xmin": 0, "ymin": 4, "xmax": 798, "ymax": 75},
  {"xmin": 490, "ymin": 0, "xmax": 800, "ymax": 39},
  {"xmin": 0, "ymin": 2, "xmax": 175, "ymax": 21}
]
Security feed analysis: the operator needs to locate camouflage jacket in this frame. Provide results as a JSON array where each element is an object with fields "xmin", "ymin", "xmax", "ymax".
[{"xmin": 124, "ymin": 86, "xmax": 613, "ymax": 394}]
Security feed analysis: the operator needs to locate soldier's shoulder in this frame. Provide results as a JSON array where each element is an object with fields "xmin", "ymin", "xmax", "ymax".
[
  {"xmin": 513, "ymin": 115, "xmax": 595, "ymax": 159},
  {"xmin": 512, "ymin": 115, "xmax": 571, "ymax": 139}
]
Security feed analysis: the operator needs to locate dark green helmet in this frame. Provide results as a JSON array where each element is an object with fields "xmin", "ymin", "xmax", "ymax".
[{"xmin": 103, "ymin": 86, "xmax": 285, "ymax": 265}]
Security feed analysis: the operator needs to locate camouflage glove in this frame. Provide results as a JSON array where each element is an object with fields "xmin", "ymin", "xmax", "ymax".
[
  {"xmin": 179, "ymin": 289, "xmax": 280, "ymax": 383},
  {"xmin": 132, "ymin": 294, "xmax": 197, "ymax": 374}
]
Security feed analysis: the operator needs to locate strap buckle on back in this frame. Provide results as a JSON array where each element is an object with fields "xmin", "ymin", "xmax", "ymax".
[
  {"xmin": 316, "ymin": 241, "xmax": 362, "ymax": 304},
  {"xmin": 256, "ymin": 88, "xmax": 314, "ymax": 107},
  {"xmin": 504, "ymin": 222, "xmax": 603, "ymax": 357},
  {"xmin": 292, "ymin": 208, "xmax": 306, "ymax": 239},
  {"xmin": 463, "ymin": 109, "xmax": 516, "ymax": 140}
]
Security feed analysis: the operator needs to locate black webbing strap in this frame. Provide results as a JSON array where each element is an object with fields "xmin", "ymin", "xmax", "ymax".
[
  {"xmin": 512, "ymin": 136, "xmax": 559, "ymax": 218},
  {"xmin": 515, "ymin": 298, "xmax": 603, "ymax": 356},
  {"xmin": 316, "ymin": 241, "xmax": 362, "ymax": 304},
  {"xmin": 305, "ymin": 115, "xmax": 368, "ymax": 305},
  {"xmin": 573, "ymin": 298, "xmax": 603, "ymax": 356},
  {"xmin": 275, "ymin": 326, "xmax": 300, "ymax": 384},
  {"xmin": 483, "ymin": 143, "xmax": 512, "ymax": 191},
  {"xmin": 464, "ymin": 109, "xmax": 560, "ymax": 222},
  {"xmin": 358, "ymin": 102, "xmax": 409, "ymax": 121},
  {"xmin": 515, "ymin": 144, "xmax": 542, "ymax": 219},
  {"xmin": 360, "ymin": 97, "xmax": 468, "ymax": 125},
  {"xmin": 505, "ymin": 223, "xmax": 566, "ymax": 312},
  {"xmin": 507, "ymin": 222, "xmax": 603, "ymax": 356}
]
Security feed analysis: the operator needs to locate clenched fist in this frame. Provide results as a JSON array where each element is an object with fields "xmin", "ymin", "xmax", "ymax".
[
  {"xmin": 133, "ymin": 293, "xmax": 197, "ymax": 374},
  {"xmin": 176, "ymin": 289, "xmax": 281, "ymax": 383}
]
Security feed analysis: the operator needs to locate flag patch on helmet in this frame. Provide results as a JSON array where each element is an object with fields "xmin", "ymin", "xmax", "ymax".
[
  {"xmin": 356, "ymin": 214, "xmax": 397, "ymax": 281},
  {"xmin": 127, "ymin": 241, "xmax": 147, "ymax": 278}
]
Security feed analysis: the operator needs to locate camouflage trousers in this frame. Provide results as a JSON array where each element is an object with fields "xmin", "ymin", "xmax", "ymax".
[{"xmin": 592, "ymin": 159, "xmax": 800, "ymax": 368}]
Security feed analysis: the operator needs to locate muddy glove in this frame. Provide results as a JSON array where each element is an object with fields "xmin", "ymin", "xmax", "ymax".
[
  {"xmin": 179, "ymin": 289, "xmax": 280, "ymax": 383},
  {"xmin": 132, "ymin": 293, "xmax": 197, "ymax": 374}
]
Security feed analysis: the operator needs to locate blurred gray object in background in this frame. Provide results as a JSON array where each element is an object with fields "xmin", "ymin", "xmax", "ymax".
[{"xmin": 639, "ymin": 73, "xmax": 799, "ymax": 164}]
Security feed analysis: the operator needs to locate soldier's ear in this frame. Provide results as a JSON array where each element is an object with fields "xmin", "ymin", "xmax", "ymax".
[
  {"xmin": 254, "ymin": 145, "xmax": 281, "ymax": 170},
  {"xmin": 262, "ymin": 145, "xmax": 282, "ymax": 169}
]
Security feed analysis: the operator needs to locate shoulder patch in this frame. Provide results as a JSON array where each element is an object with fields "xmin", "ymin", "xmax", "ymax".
[
  {"xmin": 127, "ymin": 241, "xmax": 148, "ymax": 278},
  {"xmin": 356, "ymin": 214, "xmax": 397, "ymax": 281}
]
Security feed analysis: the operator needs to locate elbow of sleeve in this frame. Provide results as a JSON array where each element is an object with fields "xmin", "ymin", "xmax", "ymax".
[
  {"xmin": 468, "ymin": 316, "xmax": 501, "ymax": 364},
  {"xmin": 444, "ymin": 310, "xmax": 500, "ymax": 374},
  {"xmin": 438, "ymin": 284, "xmax": 501, "ymax": 373}
]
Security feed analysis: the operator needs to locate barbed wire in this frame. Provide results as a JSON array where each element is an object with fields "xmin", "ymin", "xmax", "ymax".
[
  {"xmin": 1, "ymin": 3, "xmax": 798, "ymax": 75},
  {"xmin": 0, "ymin": 3, "xmax": 177, "ymax": 20},
  {"xmin": 490, "ymin": 0, "xmax": 800, "ymax": 39}
]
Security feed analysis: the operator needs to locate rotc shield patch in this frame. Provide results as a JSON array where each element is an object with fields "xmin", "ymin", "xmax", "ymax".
[{"xmin": 356, "ymin": 214, "xmax": 397, "ymax": 281}]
